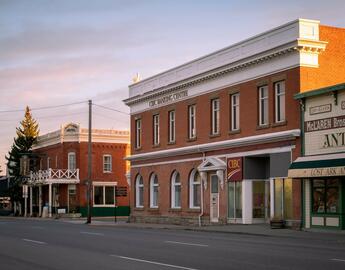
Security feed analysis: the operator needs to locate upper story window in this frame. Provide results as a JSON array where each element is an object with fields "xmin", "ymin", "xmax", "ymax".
[
  {"xmin": 103, "ymin": 155, "xmax": 112, "ymax": 173},
  {"xmin": 275, "ymin": 81, "xmax": 286, "ymax": 123},
  {"xmin": 68, "ymin": 152, "xmax": 76, "ymax": 170},
  {"xmin": 230, "ymin": 93, "xmax": 240, "ymax": 131},
  {"xmin": 168, "ymin": 110, "xmax": 176, "ymax": 143},
  {"xmin": 150, "ymin": 173, "xmax": 159, "ymax": 208},
  {"xmin": 188, "ymin": 105, "xmax": 196, "ymax": 139},
  {"xmin": 135, "ymin": 175, "xmax": 144, "ymax": 208},
  {"xmin": 211, "ymin": 98, "xmax": 220, "ymax": 135},
  {"xmin": 135, "ymin": 118, "xmax": 142, "ymax": 149},
  {"xmin": 258, "ymin": 85, "xmax": 269, "ymax": 126},
  {"xmin": 153, "ymin": 114, "xmax": 160, "ymax": 145},
  {"xmin": 171, "ymin": 171, "xmax": 181, "ymax": 209}
]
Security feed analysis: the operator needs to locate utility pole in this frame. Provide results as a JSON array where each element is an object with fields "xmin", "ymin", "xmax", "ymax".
[{"xmin": 86, "ymin": 100, "xmax": 92, "ymax": 224}]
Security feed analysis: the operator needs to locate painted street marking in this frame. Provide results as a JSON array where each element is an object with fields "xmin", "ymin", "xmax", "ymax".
[
  {"xmin": 80, "ymin": 231, "xmax": 104, "ymax": 236},
  {"xmin": 331, "ymin": 258, "xmax": 345, "ymax": 263},
  {"xmin": 110, "ymin": 255, "xmax": 200, "ymax": 270},
  {"xmin": 22, "ymin": 238, "xmax": 46, "ymax": 245},
  {"xmin": 165, "ymin": 241, "xmax": 208, "ymax": 247}
]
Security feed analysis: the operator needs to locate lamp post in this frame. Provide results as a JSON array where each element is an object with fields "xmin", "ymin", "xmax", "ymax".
[{"xmin": 86, "ymin": 100, "xmax": 92, "ymax": 224}]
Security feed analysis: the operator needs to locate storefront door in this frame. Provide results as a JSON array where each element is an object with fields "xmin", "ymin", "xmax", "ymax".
[
  {"xmin": 210, "ymin": 174, "xmax": 219, "ymax": 223},
  {"xmin": 68, "ymin": 184, "xmax": 77, "ymax": 213},
  {"xmin": 228, "ymin": 181, "xmax": 242, "ymax": 223},
  {"xmin": 252, "ymin": 180, "xmax": 270, "ymax": 222}
]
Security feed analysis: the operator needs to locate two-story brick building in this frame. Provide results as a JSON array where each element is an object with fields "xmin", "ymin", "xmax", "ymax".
[
  {"xmin": 27, "ymin": 123, "xmax": 130, "ymax": 218},
  {"xmin": 124, "ymin": 19, "xmax": 345, "ymax": 227}
]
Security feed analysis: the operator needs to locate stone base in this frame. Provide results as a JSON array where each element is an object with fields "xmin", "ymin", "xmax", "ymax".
[{"xmin": 130, "ymin": 215, "xmax": 227, "ymax": 226}]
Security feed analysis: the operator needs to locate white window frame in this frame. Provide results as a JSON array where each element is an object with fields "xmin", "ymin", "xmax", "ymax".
[
  {"xmin": 92, "ymin": 182, "xmax": 117, "ymax": 207},
  {"xmin": 189, "ymin": 169, "xmax": 201, "ymax": 209},
  {"xmin": 211, "ymin": 98, "xmax": 220, "ymax": 135},
  {"xmin": 150, "ymin": 173, "xmax": 159, "ymax": 208},
  {"xmin": 168, "ymin": 110, "xmax": 176, "ymax": 143},
  {"xmin": 188, "ymin": 105, "xmax": 196, "ymax": 139},
  {"xmin": 275, "ymin": 81, "xmax": 286, "ymax": 123},
  {"xmin": 135, "ymin": 118, "xmax": 142, "ymax": 149},
  {"xmin": 231, "ymin": 93, "xmax": 240, "ymax": 131},
  {"xmin": 259, "ymin": 85, "xmax": 269, "ymax": 126},
  {"xmin": 103, "ymin": 154, "xmax": 112, "ymax": 173},
  {"xmin": 68, "ymin": 152, "xmax": 76, "ymax": 170},
  {"xmin": 135, "ymin": 175, "xmax": 144, "ymax": 208},
  {"xmin": 153, "ymin": 114, "xmax": 160, "ymax": 145},
  {"xmin": 171, "ymin": 171, "xmax": 181, "ymax": 209}
]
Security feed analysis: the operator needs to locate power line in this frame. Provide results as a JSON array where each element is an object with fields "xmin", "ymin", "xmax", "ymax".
[
  {"xmin": 0, "ymin": 101, "xmax": 87, "ymax": 114},
  {"xmin": 93, "ymin": 103, "xmax": 129, "ymax": 115}
]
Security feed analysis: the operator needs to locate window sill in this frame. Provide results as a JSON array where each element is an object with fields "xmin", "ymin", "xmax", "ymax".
[
  {"xmin": 103, "ymin": 171, "xmax": 112, "ymax": 174},
  {"xmin": 271, "ymin": 120, "xmax": 287, "ymax": 127},
  {"xmin": 209, "ymin": 133, "xmax": 221, "ymax": 139},
  {"xmin": 187, "ymin": 208, "xmax": 201, "ymax": 213},
  {"xmin": 134, "ymin": 147, "xmax": 142, "ymax": 151},
  {"xmin": 187, "ymin": 137, "xmax": 197, "ymax": 142},
  {"xmin": 152, "ymin": 144, "xmax": 161, "ymax": 148},
  {"xmin": 169, "ymin": 208, "xmax": 182, "ymax": 212},
  {"xmin": 256, "ymin": 124, "xmax": 270, "ymax": 130},
  {"xmin": 93, "ymin": 205, "xmax": 116, "ymax": 208},
  {"xmin": 229, "ymin": 129, "xmax": 241, "ymax": 135},
  {"xmin": 167, "ymin": 141, "xmax": 176, "ymax": 145}
]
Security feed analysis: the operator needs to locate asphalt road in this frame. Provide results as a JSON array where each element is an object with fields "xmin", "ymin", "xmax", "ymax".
[{"xmin": 0, "ymin": 219, "xmax": 345, "ymax": 270}]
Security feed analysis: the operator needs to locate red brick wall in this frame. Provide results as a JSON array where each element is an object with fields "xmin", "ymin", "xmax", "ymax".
[
  {"xmin": 131, "ymin": 68, "xmax": 301, "ymax": 154},
  {"xmin": 300, "ymin": 25, "xmax": 345, "ymax": 92},
  {"xmin": 34, "ymin": 141, "xmax": 129, "ymax": 208}
]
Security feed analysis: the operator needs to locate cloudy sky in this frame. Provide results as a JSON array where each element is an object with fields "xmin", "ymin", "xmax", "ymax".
[{"xmin": 0, "ymin": 0, "xmax": 344, "ymax": 171}]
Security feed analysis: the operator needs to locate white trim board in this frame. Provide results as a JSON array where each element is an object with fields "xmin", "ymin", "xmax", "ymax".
[
  {"xmin": 130, "ymin": 145, "xmax": 294, "ymax": 168},
  {"xmin": 127, "ymin": 129, "xmax": 300, "ymax": 162}
]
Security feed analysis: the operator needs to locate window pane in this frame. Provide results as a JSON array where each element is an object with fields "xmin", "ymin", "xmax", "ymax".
[
  {"xmin": 105, "ymin": 186, "xmax": 114, "ymax": 205},
  {"xmin": 313, "ymin": 187, "xmax": 325, "ymax": 213},
  {"xmin": 235, "ymin": 182, "xmax": 242, "ymax": 218},
  {"xmin": 94, "ymin": 186, "xmax": 103, "ymax": 205},
  {"xmin": 193, "ymin": 183, "xmax": 200, "ymax": 207},
  {"xmin": 139, "ymin": 186, "xmax": 144, "ymax": 206},
  {"xmin": 228, "ymin": 182, "xmax": 235, "ymax": 218},
  {"xmin": 253, "ymin": 181, "xmax": 265, "ymax": 218},
  {"xmin": 153, "ymin": 186, "xmax": 158, "ymax": 206},
  {"xmin": 175, "ymin": 185, "xmax": 181, "ymax": 208},
  {"xmin": 326, "ymin": 187, "xmax": 339, "ymax": 213},
  {"xmin": 274, "ymin": 178, "xmax": 283, "ymax": 218},
  {"xmin": 283, "ymin": 178, "xmax": 293, "ymax": 219}
]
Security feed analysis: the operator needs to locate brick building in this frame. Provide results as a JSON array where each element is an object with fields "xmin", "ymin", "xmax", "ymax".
[
  {"xmin": 27, "ymin": 123, "xmax": 130, "ymax": 217},
  {"xmin": 124, "ymin": 19, "xmax": 345, "ymax": 226}
]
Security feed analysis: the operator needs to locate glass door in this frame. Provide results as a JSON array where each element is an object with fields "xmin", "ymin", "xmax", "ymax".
[
  {"xmin": 210, "ymin": 174, "xmax": 219, "ymax": 223},
  {"xmin": 228, "ymin": 181, "xmax": 242, "ymax": 223}
]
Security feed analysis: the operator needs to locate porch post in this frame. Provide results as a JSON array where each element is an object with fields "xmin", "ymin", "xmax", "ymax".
[
  {"xmin": 38, "ymin": 185, "xmax": 42, "ymax": 217},
  {"xmin": 48, "ymin": 183, "xmax": 52, "ymax": 218},
  {"xmin": 29, "ymin": 186, "xmax": 33, "ymax": 217}
]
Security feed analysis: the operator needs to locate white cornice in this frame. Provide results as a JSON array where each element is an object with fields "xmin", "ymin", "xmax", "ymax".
[{"xmin": 127, "ymin": 129, "xmax": 300, "ymax": 162}]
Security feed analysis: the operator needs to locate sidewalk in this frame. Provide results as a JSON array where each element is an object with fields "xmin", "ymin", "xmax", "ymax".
[{"xmin": 60, "ymin": 216, "xmax": 345, "ymax": 241}]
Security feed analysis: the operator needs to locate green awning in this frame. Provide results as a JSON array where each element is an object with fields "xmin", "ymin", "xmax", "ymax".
[{"xmin": 288, "ymin": 153, "xmax": 345, "ymax": 178}]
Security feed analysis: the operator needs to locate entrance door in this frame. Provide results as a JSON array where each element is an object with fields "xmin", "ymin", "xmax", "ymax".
[
  {"xmin": 210, "ymin": 174, "xmax": 219, "ymax": 223},
  {"xmin": 68, "ymin": 185, "xmax": 77, "ymax": 213}
]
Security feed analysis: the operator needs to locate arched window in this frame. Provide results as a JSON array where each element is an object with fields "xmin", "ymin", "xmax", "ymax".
[
  {"xmin": 189, "ymin": 169, "xmax": 201, "ymax": 209},
  {"xmin": 150, "ymin": 173, "xmax": 159, "ymax": 208},
  {"xmin": 135, "ymin": 175, "xmax": 144, "ymax": 208},
  {"xmin": 171, "ymin": 171, "xmax": 181, "ymax": 208}
]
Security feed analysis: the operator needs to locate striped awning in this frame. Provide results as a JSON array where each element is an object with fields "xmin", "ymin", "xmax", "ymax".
[{"xmin": 288, "ymin": 153, "xmax": 345, "ymax": 178}]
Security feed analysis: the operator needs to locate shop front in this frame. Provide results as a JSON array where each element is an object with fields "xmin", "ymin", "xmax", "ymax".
[{"xmin": 290, "ymin": 83, "xmax": 345, "ymax": 230}]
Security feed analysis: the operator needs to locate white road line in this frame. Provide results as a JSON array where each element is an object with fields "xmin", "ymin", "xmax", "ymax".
[
  {"xmin": 331, "ymin": 258, "xmax": 345, "ymax": 262},
  {"xmin": 80, "ymin": 231, "xmax": 104, "ymax": 236},
  {"xmin": 22, "ymin": 238, "xmax": 46, "ymax": 245},
  {"xmin": 165, "ymin": 241, "xmax": 208, "ymax": 247},
  {"xmin": 110, "ymin": 255, "xmax": 200, "ymax": 270}
]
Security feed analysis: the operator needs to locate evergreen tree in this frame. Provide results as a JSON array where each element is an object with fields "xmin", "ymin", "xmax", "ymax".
[{"xmin": 6, "ymin": 106, "xmax": 39, "ymax": 203}]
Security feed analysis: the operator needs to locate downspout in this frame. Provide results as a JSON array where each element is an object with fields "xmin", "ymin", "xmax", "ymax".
[{"xmin": 198, "ymin": 149, "xmax": 206, "ymax": 227}]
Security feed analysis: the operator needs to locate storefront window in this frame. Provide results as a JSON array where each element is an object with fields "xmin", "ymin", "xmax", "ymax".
[
  {"xmin": 273, "ymin": 178, "xmax": 293, "ymax": 219},
  {"xmin": 94, "ymin": 186, "xmax": 103, "ymax": 205},
  {"xmin": 253, "ymin": 181, "xmax": 265, "ymax": 218},
  {"xmin": 313, "ymin": 179, "xmax": 339, "ymax": 214},
  {"xmin": 228, "ymin": 182, "xmax": 242, "ymax": 219}
]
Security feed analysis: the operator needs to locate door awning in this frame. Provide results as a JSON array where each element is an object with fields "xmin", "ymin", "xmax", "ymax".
[{"xmin": 288, "ymin": 153, "xmax": 345, "ymax": 178}]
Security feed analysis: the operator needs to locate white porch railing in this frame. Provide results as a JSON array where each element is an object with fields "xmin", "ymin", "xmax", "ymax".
[{"xmin": 29, "ymin": 169, "xmax": 80, "ymax": 185}]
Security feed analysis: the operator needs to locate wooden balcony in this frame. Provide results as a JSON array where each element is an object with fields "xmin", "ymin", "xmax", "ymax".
[{"xmin": 29, "ymin": 169, "xmax": 80, "ymax": 185}]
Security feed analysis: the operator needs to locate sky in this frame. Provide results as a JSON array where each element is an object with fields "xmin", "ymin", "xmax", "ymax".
[{"xmin": 0, "ymin": 0, "xmax": 344, "ymax": 172}]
